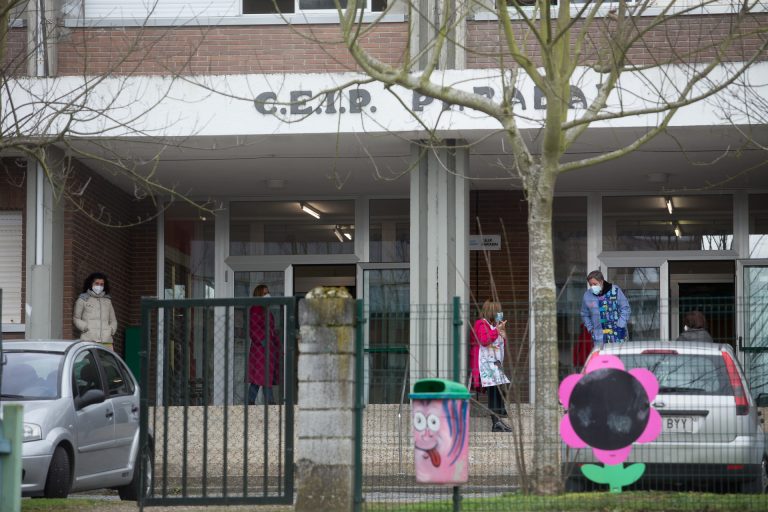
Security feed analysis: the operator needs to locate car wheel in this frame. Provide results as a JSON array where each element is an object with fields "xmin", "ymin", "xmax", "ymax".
[
  {"xmin": 118, "ymin": 448, "xmax": 153, "ymax": 501},
  {"xmin": 43, "ymin": 446, "xmax": 71, "ymax": 499},
  {"xmin": 742, "ymin": 456, "xmax": 768, "ymax": 494}
]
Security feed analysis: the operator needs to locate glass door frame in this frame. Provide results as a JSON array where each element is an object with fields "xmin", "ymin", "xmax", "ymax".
[
  {"xmin": 669, "ymin": 272, "xmax": 734, "ymax": 341},
  {"xmin": 735, "ymin": 259, "xmax": 768, "ymax": 364}
]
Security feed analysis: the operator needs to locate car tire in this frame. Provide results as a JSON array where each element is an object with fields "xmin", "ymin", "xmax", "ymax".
[
  {"xmin": 43, "ymin": 446, "xmax": 71, "ymax": 499},
  {"xmin": 118, "ymin": 448, "xmax": 153, "ymax": 501},
  {"xmin": 742, "ymin": 456, "xmax": 768, "ymax": 494}
]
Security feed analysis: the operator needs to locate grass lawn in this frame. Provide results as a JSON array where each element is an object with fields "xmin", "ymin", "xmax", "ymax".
[{"xmin": 366, "ymin": 491, "xmax": 768, "ymax": 511}]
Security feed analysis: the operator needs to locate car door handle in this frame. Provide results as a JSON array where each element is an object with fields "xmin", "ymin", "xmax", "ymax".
[
  {"xmin": 106, "ymin": 410, "xmax": 114, "ymax": 418},
  {"xmin": 131, "ymin": 405, "xmax": 139, "ymax": 414}
]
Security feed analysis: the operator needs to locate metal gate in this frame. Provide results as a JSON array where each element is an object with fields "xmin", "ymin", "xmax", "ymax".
[{"xmin": 138, "ymin": 296, "xmax": 296, "ymax": 506}]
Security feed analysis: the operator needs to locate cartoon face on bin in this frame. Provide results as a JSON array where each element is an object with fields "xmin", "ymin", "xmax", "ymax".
[{"xmin": 412, "ymin": 399, "xmax": 469, "ymax": 483}]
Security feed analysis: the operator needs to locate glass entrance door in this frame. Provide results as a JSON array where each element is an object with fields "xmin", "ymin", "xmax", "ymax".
[{"xmin": 736, "ymin": 261, "xmax": 768, "ymax": 400}]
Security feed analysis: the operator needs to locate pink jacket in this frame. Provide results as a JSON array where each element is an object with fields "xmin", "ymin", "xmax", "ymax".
[
  {"xmin": 469, "ymin": 318, "xmax": 501, "ymax": 389},
  {"xmin": 248, "ymin": 306, "xmax": 281, "ymax": 387}
]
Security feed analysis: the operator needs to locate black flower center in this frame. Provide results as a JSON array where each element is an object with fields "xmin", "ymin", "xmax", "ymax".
[{"xmin": 568, "ymin": 368, "xmax": 650, "ymax": 451}]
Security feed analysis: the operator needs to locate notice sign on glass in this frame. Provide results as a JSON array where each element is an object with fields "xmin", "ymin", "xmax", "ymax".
[{"xmin": 469, "ymin": 235, "xmax": 501, "ymax": 251}]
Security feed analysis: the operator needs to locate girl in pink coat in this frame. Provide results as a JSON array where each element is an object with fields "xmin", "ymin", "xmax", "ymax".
[{"xmin": 248, "ymin": 284, "xmax": 281, "ymax": 405}]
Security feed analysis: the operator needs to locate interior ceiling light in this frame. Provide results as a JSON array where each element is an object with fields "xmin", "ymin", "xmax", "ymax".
[
  {"xmin": 666, "ymin": 197, "xmax": 674, "ymax": 215},
  {"xmin": 334, "ymin": 226, "xmax": 345, "ymax": 243},
  {"xmin": 300, "ymin": 202, "xmax": 321, "ymax": 219},
  {"xmin": 674, "ymin": 223, "xmax": 682, "ymax": 238},
  {"xmin": 343, "ymin": 230, "xmax": 353, "ymax": 240}
]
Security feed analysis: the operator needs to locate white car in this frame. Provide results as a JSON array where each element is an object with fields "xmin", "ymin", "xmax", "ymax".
[
  {"xmin": 564, "ymin": 341, "xmax": 768, "ymax": 493},
  {"xmin": 0, "ymin": 340, "xmax": 152, "ymax": 499}
]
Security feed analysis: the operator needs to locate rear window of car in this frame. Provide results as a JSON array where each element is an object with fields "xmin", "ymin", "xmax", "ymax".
[
  {"xmin": 618, "ymin": 353, "xmax": 733, "ymax": 395},
  {"xmin": 1, "ymin": 352, "xmax": 63, "ymax": 399}
]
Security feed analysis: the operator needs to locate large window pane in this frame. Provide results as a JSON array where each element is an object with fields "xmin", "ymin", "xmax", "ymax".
[
  {"xmin": 553, "ymin": 197, "xmax": 587, "ymax": 375},
  {"xmin": 364, "ymin": 269, "xmax": 409, "ymax": 403},
  {"xmin": 230, "ymin": 200, "xmax": 354, "ymax": 256},
  {"xmin": 608, "ymin": 267, "xmax": 660, "ymax": 341},
  {"xmin": 603, "ymin": 195, "xmax": 733, "ymax": 251},
  {"xmin": 243, "ymin": 0, "xmax": 294, "ymax": 14},
  {"xmin": 369, "ymin": 199, "xmax": 409, "ymax": 263},
  {"xmin": 164, "ymin": 203, "xmax": 215, "ymax": 299},
  {"xmin": 749, "ymin": 194, "xmax": 768, "ymax": 258}
]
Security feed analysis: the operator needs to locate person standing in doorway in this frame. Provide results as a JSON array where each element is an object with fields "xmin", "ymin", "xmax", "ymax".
[
  {"xmin": 73, "ymin": 272, "xmax": 118, "ymax": 351},
  {"xmin": 676, "ymin": 310, "xmax": 714, "ymax": 342},
  {"xmin": 248, "ymin": 284, "xmax": 281, "ymax": 405},
  {"xmin": 470, "ymin": 299, "xmax": 512, "ymax": 432},
  {"xmin": 580, "ymin": 270, "xmax": 631, "ymax": 348}
]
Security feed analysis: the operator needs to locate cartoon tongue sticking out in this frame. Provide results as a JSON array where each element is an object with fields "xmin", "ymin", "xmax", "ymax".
[{"xmin": 426, "ymin": 447, "xmax": 441, "ymax": 467}]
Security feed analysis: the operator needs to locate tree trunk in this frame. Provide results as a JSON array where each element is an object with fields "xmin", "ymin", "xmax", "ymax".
[{"xmin": 528, "ymin": 165, "xmax": 561, "ymax": 495}]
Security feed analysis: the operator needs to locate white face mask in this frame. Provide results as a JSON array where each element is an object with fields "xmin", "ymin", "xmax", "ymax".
[
  {"xmin": 684, "ymin": 325, "xmax": 689, "ymax": 332},
  {"xmin": 589, "ymin": 284, "xmax": 602, "ymax": 295},
  {"xmin": 263, "ymin": 293, "xmax": 271, "ymax": 298},
  {"xmin": 92, "ymin": 285, "xmax": 104, "ymax": 294}
]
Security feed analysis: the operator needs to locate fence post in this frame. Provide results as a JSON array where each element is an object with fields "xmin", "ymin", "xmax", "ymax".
[
  {"xmin": 0, "ymin": 404, "xmax": 22, "ymax": 512},
  {"xmin": 296, "ymin": 287, "xmax": 356, "ymax": 512}
]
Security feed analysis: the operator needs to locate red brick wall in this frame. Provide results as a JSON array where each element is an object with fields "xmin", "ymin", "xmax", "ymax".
[
  {"xmin": 56, "ymin": 23, "xmax": 408, "ymax": 75},
  {"xmin": 0, "ymin": 159, "xmax": 27, "ymax": 337},
  {"xmin": 62, "ymin": 165, "xmax": 158, "ymax": 357},
  {"xmin": 469, "ymin": 190, "xmax": 531, "ymax": 401},
  {"xmin": 467, "ymin": 14, "xmax": 768, "ymax": 68},
  {"xmin": 3, "ymin": 27, "xmax": 27, "ymax": 76}
]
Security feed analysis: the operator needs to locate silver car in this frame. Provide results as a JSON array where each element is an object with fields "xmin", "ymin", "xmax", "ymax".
[
  {"xmin": 564, "ymin": 341, "xmax": 768, "ymax": 493},
  {"xmin": 0, "ymin": 340, "xmax": 152, "ymax": 499}
]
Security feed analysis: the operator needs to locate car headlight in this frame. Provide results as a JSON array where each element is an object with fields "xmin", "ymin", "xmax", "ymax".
[{"xmin": 23, "ymin": 423, "xmax": 42, "ymax": 442}]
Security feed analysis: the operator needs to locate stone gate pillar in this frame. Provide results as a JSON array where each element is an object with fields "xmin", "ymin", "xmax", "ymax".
[{"xmin": 296, "ymin": 287, "xmax": 356, "ymax": 512}]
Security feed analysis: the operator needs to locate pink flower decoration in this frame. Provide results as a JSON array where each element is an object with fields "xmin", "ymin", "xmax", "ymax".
[{"xmin": 559, "ymin": 355, "xmax": 662, "ymax": 465}]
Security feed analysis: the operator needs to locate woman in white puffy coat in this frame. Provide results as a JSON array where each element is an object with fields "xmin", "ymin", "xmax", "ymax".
[{"xmin": 73, "ymin": 272, "xmax": 118, "ymax": 350}]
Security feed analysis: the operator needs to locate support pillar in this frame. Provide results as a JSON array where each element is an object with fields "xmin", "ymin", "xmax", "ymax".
[
  {"xmin": 25, "ymin": 157, "xmax": 64, "ymax": 339},
  {"xmin": 409, "ymin": 140, "xmax": 470, "ymax": 382},
  {"xmin": 296, "ymin": 287, "xmax": 356, "ymax": 512}
]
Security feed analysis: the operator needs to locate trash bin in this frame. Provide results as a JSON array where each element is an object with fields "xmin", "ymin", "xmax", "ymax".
[{"xmin": 409, "ymin": 378, "xmax": 470, "ymax": 484}]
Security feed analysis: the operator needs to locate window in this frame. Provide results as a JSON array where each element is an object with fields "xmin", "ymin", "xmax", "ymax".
[
  {"xmin": 603, "ymin": 195, "xmax": 733, "ymax": 252},
  {"xmin": 73, "ymin": 351, "xmax": 103, "ymax": 398},
  {"xmin": 96, "ymin": 350, "xmax": 134, "ymax": 396},
  {"xmin": 0, "ymin": 211, "xmax": 22, "ymax": 326},
  {"xmin": 609, "ymin": 267, "xmax": 660, "ymax": 341},
  {"xmin": 230, "ymin": 200, "xmax": 355, "ymax": 256},
  {"xmin": 243, "ymin": 0, "xmax": 387, "ymax": 14},
  {"xmin": 369, "ymin": 199, "xmax": 409, "ymax": 263},
  {"xmin": 164, "ymin": 203, "xmax": 215, "ymax": 299},
  {"xmin": 748, "ymin": 194, "xmax": 768, "ymax": 258}
]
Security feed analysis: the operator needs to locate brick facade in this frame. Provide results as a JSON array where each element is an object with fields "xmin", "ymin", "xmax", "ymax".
[
  {"xmin": 62, "ymin": 165, "xmax": 158, "ymax": 356},
  {"xmin": 56, "ymin": 23, "xmax": 408, "ymax": 75},
  {"xmin": 467, "ymin": 14, "xmax": 768, "ymax": 69}
]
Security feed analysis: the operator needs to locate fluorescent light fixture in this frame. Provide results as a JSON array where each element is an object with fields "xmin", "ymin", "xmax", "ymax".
[
  {"xmin": 300, "ymin": 202, "xmax": 321, "ymax": 219},
  {"xmin": 666, "ymin": 197, "xmax": 674, "ymax": 215},
  {"xmin": 334, "ymin": 226, "xmax": 345, "ymax": 243},
  {"xmin": 674, "ymin": 223, "xmax": 682, "ymax": 238},
  {"xmin": 344, "ymin": 230, "xmax": 353, "ymax": 241}
]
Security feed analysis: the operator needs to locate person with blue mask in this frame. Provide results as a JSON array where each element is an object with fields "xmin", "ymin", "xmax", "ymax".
[{"xmin": 580, "ymin": 270, "xmax": 631, "ymax": 347}]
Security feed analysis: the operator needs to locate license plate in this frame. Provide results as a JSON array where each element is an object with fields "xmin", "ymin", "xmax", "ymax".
[{"xmin": 662, "ymin": 416, "xmax": 699, "ymax": 433}]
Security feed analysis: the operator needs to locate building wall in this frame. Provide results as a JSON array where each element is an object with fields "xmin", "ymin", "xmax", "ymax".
[
  {"xmin": 2, "ymin": 27, "xmax": 27, "ymax": 76},
  {"xmin": 0, "ymin": 159, "xmax": 27, "ymax": 340},
  {"xmin": 62, "ymin": 164, "xmax": 158, "ymax": 356},
  {"xmin": 467, "ymin": 14, "xmax": 768, "ymax": 68},
  {"xmin": 56, "ymin": 23, "xmax": 409, "ymax": 75},
  {"xmin": 470, "ymin": 190, "xmax": 530, "ymax": 400}
]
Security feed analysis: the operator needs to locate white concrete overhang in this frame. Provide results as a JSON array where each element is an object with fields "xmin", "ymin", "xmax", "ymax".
[{"xmin": 6, "ymin": 64, "xmax": 768, "ymax": 197}]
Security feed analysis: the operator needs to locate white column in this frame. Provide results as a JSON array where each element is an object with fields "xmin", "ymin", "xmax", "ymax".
[
  {"xmin": 25, "ymin": 157, "xmax": 64, "ymax": 339},
  {"xmin": 409, "ymin": 141, "xmax": 470, "ymax": 382}
]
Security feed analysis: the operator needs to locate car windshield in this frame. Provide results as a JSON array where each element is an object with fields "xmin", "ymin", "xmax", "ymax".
[
  {"xmin": 0, "ymin": 352, "xmax": 63, "ymax": 399},
  {"xmin": 618, "ymin": 353, "xmax": 733, "ymax": 395}
]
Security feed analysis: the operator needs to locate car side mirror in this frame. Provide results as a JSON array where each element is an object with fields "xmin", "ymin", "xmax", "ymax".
[
  {"xmin": 75, "ymin": 388, "xmax": 106, "ymax": 410},
  {"xmin": 755, "ymin": 393, "xmax": 768, "ymax": 408}
]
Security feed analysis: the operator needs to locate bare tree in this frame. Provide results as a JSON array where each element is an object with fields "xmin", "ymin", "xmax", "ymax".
[
  {"xmin": 316, "ymin": 0, "xmax": 768, "ymax": 494},
  {"xmin": 1, "ymin": 0, "xmax": 214, "ymax": 225}
]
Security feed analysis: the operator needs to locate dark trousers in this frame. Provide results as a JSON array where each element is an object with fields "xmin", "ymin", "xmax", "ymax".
[
  {"xmin": 248, "ymin": 383, "xmax": 274, "ymax": 405},
  {"xmin": 487, "ymin": 385, "xmax": 506, "ymax": 421}
]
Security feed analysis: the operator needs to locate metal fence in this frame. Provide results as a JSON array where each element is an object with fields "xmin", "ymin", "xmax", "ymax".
[
  {"xmin": 138, "ymin": 296, "xmax": 297, "ymax": 506},
  {"xmin": 355, "ymin": 297, "xmax": 768, "ymax": 511}
]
